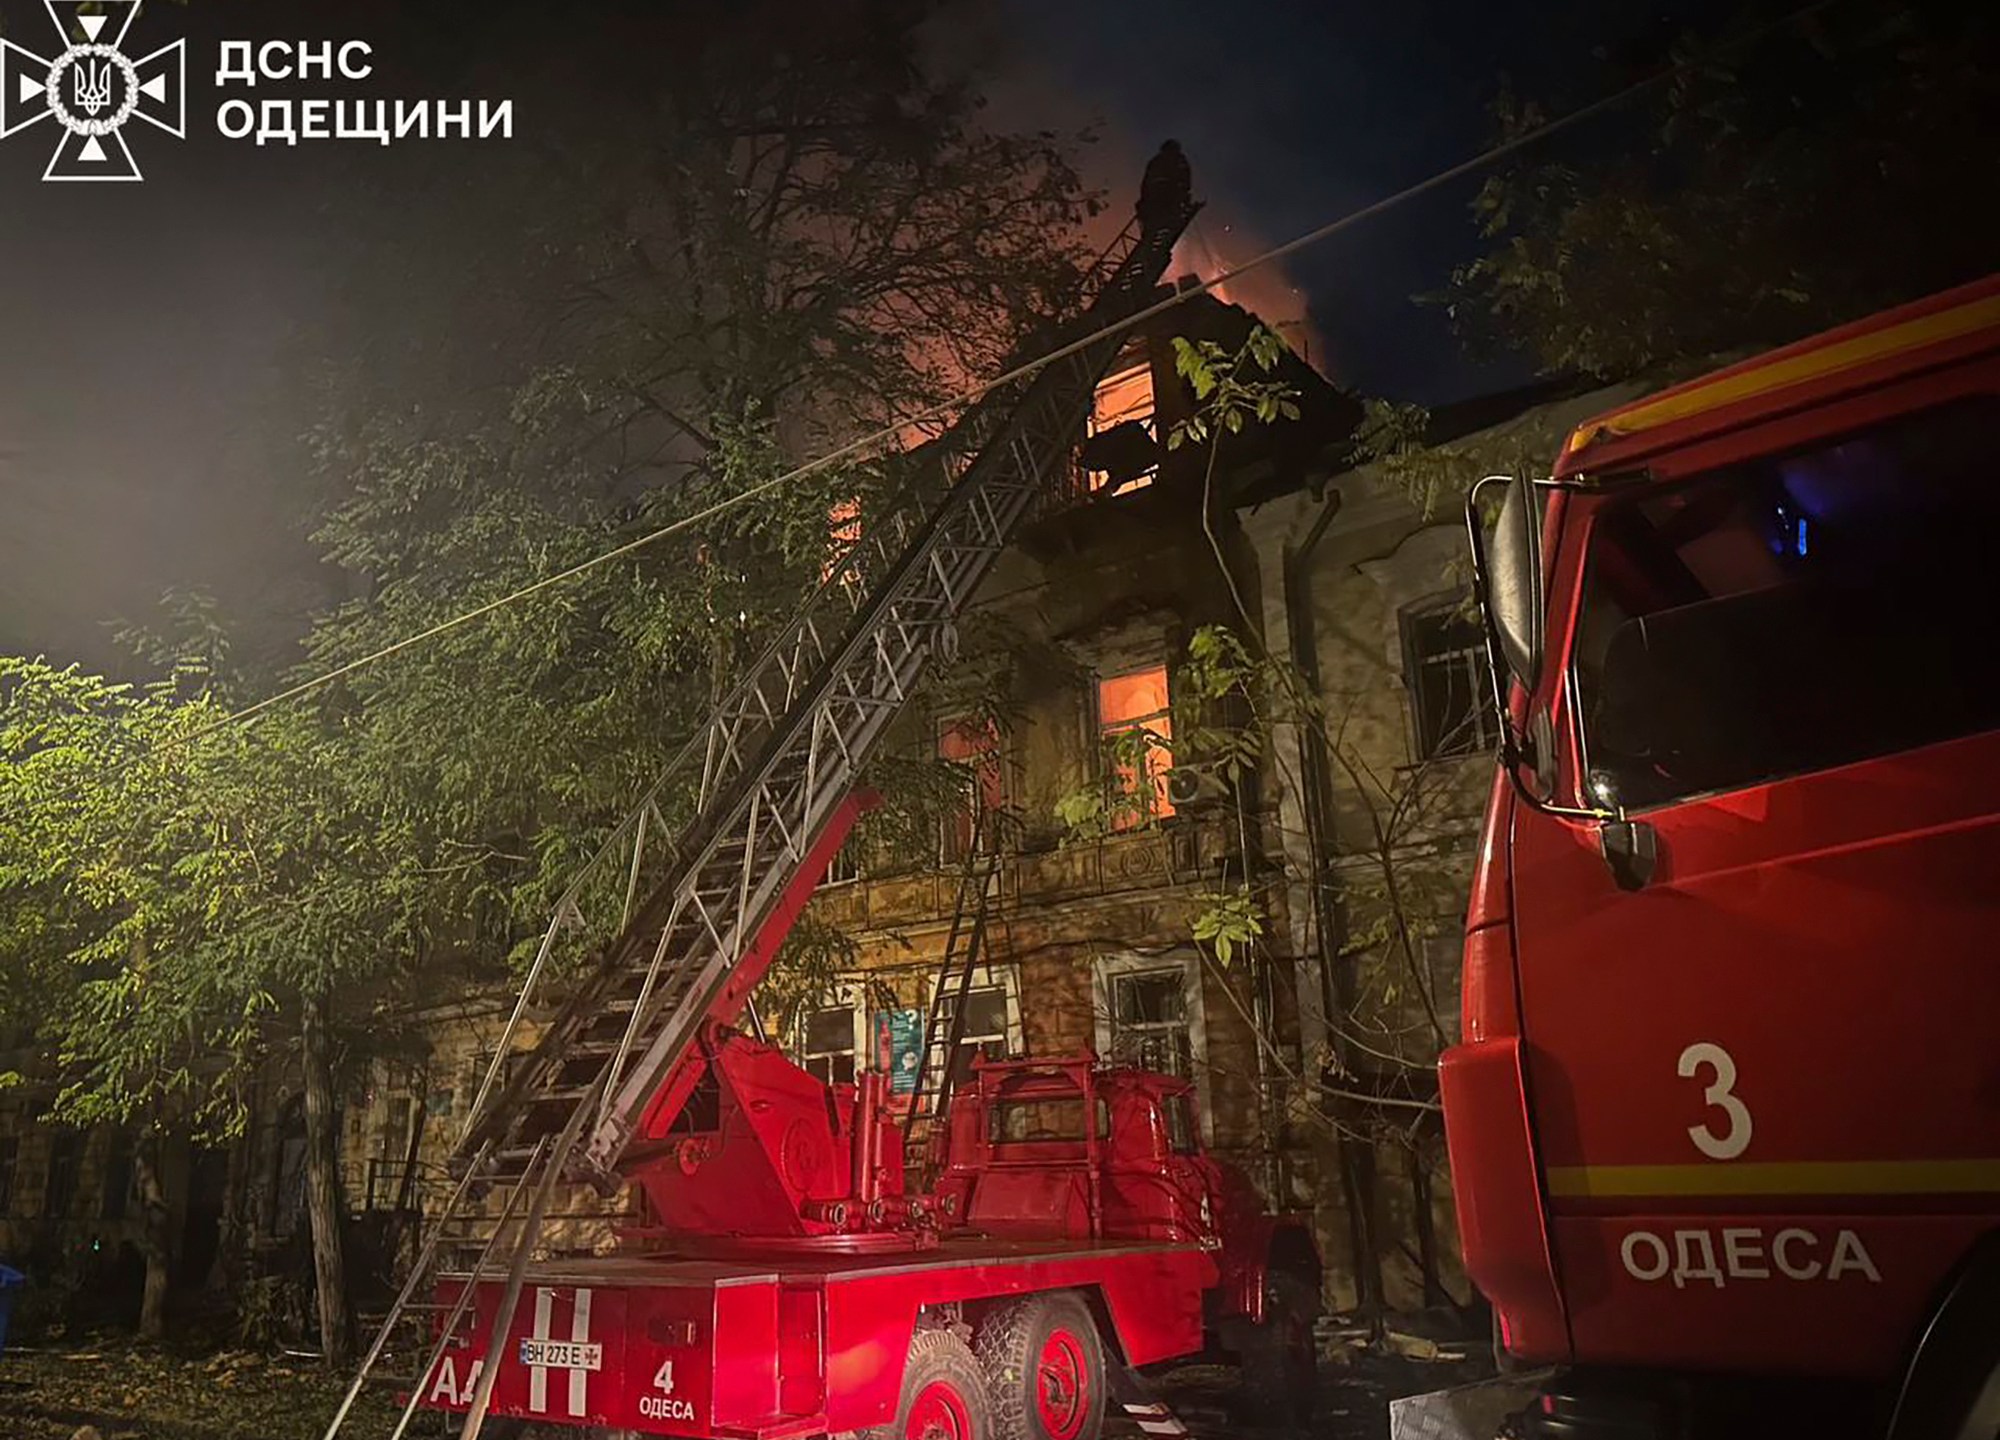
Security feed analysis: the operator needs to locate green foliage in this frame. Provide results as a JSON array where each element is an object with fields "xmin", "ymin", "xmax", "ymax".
[
  {"xmin": 0, "ymin": 4, "xmax": 1097, "ymax": 1153},
  {"xmin": 1190, "ymin": 885, "xmax": 1263, "ymax": 967},
  {"xmin": 761, "ymin": 911, "xmax": 860, "ymax": 1042},
  {"xmin": 0, "ymin": 654, "xmax": 423, "ymax": 1140},
  {"xmin": 1444, "ymin": 6, "xmax": 2000, "ymax": 377},
  {"xmin": 1053, "ymin": 724, "xmax": 1173, "ymax": 842},
  {"xmin": 1056, "ymin": 780, "xmax": 1120, "ymax": 840},
  {"xmin": 1165, "ymin": 326, "xmax": 1300, "ymax": 452}
]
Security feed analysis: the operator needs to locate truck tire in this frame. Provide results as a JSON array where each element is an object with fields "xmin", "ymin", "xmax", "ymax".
[
  {"xmin": 1238, "ymin": 1268, "xmax": 1318, "ymax": 1423},
  {"xmin": 868, "ymin": 1326, "xmax": 995, "ymax": 1440},
  {"xmin": 1886, "ymin": 1238, "xmax": 2000, "ymax": 1440},
  {"xmin": 974, "ymin": 1291, "xmax": 1107, "ymax": 1440}
]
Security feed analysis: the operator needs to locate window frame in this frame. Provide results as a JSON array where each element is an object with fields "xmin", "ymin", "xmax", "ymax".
[
  {"xmin": 43, "ymin": 1129, "xmax": 83, "ymax": 1219},
  {"xmin": 1093, "ymin": 663, "xmax": 1177, "ymax": 831},
  {"xmin": 796, "ymin": 981, "xmax": 868, "ymax": 1088},
  {"xmin": 922, "ymin": 962, "xmax": 1024, "ymax": 1091},
  {"xmin": 1563, "ymin": 393, "xmax": 2000, "ymax": 812},
  {"xmin": 936, "ymin": 713, "xmax": 1006, "ymax": 863},
  {"xmin": 100, "ymin": 1131, "xmax": 135, "ymax": 1222},
  {"xmin": 821, "ymin": 831, "xmax": 864, "ymax": 886},
  {"xmin": 1091, "ymin": 949, "xmax": 1211, "ymax": 1143},
  {"xmin": 1081, "ymin": 344, "xmax": 1160, "ymax": 496},
  {"xmin": 1399, "ymin": 590, "xmax": 1500, "ymax": 763}
]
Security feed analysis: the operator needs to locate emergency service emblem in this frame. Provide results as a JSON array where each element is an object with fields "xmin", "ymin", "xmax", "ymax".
[{"xmin": 0, "ymin": 0, "xmax": 185, "ymax": 181}]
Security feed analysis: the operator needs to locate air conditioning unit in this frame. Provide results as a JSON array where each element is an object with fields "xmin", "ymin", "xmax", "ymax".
[{"xmin": 1165, "ymin": 764, "xmax": 1230, "ymax": 812}]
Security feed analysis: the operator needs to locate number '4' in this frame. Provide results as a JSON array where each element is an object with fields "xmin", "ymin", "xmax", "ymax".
[{"xmin": 654, "ymin": 1359, "xmax": 676, "ymax": 1396}]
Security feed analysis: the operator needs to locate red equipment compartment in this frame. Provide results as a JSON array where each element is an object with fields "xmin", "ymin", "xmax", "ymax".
[{"xmin": 423, "ymin": 1240, "xmax": 1216, "ymax": 1437}]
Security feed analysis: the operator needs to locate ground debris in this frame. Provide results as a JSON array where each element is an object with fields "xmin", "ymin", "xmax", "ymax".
[{"xmin": 0, "ymin": 1342, "xmax": 402, "ymax": 1440}]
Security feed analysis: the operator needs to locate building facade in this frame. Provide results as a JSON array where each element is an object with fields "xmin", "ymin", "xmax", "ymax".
[{"xmin": 0, "ymin": 293, "xmax": 1640, "ymax": 1334}]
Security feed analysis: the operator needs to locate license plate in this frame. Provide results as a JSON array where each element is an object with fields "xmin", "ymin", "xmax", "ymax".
[{"xmin": 519, "ymin": 1338, "xmax": 603, "ymax": 1371}]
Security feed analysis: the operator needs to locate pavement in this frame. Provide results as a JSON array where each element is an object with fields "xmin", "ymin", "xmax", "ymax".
[
  {"xmin": 0, "ymin": 1337, "xmax": 1496, "ymax": 1440},
  {"xmin": 1147, "ymin": 1345, "xmax": 1498, "ymax": 1440}
]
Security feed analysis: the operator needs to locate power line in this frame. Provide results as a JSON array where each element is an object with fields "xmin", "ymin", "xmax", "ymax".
[{"xmin": 80, "ymin": 0, "xmax": 1841, "ymax": 765}]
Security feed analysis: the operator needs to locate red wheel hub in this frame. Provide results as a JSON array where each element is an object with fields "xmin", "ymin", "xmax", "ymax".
[
  {"xmin": 1035, "ymin": 1326, "xmax": 1091, "ymax": 1440},
  {"xmin": 907, "ymin": 1378, "xmax": 976, "ymax": 1440}
]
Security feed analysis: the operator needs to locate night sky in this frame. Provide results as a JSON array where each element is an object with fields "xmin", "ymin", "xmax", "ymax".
[{"xmin": 0, "ymin": 0, "xmax": 1712, "ymax": 668}]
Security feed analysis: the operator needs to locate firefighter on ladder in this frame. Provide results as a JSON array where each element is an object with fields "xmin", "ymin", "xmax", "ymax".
[{"xmin": 1137, "ymin": 140, "xmax": 1192, "ymax": 233}]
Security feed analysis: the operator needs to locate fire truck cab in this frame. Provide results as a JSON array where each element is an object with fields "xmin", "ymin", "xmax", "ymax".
[{"xmin": 1445, "ymin": 275, "xmax": 2000, "ymax": 1438}]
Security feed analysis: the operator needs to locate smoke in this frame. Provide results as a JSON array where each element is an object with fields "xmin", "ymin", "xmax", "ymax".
[{"xmin": 918, "ymin": 0, "xmax": 1332, "ymax": 377}]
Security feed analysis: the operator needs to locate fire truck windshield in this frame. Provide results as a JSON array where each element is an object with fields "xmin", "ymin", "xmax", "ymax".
[{"xmin": 1573, "ymin": 394, "xmax": 2000, "ymax": 809}]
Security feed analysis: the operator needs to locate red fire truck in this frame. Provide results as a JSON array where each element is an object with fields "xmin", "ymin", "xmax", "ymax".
[
  {"xmin": 321, "ymin": 170, "xmax": 1321, "ymax": 1440},
  {"xmin": 1446, "ymin": 274, "xmax": 2000, "ymax": 1437},
  {"xmin": 420, "ymin": 1020, "xmax": 1318, "ymax": 1439}
]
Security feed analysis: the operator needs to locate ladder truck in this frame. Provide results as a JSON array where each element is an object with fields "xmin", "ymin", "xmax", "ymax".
[{"xmin": 323, "ymin": 165, "xmax": 1322, "ymax": 1440}]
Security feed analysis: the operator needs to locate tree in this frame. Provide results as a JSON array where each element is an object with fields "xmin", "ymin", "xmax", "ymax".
[
  {"xmin": 293, "ymin": 0, "xmax": 1098, "ymax": 939},
  {"xmin": 0, "ymin": 0, "xmax": 1095, "ymax": 1362},
  {"xmin": 0, "ymin": 652, "xmax": 410, "ymax": 1349},
  {"xmin": 1444, "ymin": 3, "xmax": 2000, "ymax": 379}
]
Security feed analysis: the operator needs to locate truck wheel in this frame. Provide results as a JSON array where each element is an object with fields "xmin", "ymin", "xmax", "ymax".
[
  {"xmin": 1238, "ymin": 1268, "xmax": 1318, "ymax": 1423},
  {"xmin": 975, "ymin": 1292, "xmax": 1107, "ymax": 1440},
  {"xmin": 873, "ymin": 1327, "xmax": 994, "ymax": 1440}
]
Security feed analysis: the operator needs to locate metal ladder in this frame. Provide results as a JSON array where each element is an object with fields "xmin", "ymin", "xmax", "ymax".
[
  {"xmin": 322, "ymin": 199, "xmax": 1198, "ymax": 1440},
  {"xmin": 900, "ymin": 811, "xmax": 1002, "ymax": 1168}
]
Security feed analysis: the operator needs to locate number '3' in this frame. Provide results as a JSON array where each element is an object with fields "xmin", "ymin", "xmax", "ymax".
[{"xmin": 1678, "ymin": 1042, "xmax": 1752, "ymax": 1160}]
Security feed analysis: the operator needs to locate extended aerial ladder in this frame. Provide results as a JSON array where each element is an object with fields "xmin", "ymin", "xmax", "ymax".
[{"xmin": 322, "ymin": 190, "xmax": 1201, "ymax": 1440}]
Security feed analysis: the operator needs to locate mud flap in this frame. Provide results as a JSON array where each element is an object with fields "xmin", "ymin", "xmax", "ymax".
[{"xmin": 1105, "ymin": 1363, "xmax": 1192, "ymax": 1439}]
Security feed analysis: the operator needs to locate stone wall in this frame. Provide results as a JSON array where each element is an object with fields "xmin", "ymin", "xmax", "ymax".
[{"xmin": 1238, "ymin": 381, "xmax": 1640, "ymax": 1313}]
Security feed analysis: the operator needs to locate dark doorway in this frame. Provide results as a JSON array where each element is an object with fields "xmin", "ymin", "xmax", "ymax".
[{"xmin": 177, "ymin": 1145, "xmax": 230, "ymax": 1287}]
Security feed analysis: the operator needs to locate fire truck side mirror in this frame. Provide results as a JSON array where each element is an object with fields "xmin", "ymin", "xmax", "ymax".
[{"xmin": 1481, "ymin": 477, "xmax": 1543, "ymax": 692}]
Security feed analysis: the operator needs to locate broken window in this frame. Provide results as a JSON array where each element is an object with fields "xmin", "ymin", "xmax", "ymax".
[
  {"xmin": 937, "ymin": 715, "xmax": 1004, "ymax": 861},
  {"xmin": 365, "ymin": 1095, "xmax": 416, "ymax": 1210},
  {"xmin": 821, "ymin": 834, "xmax": 863, "ymax": 885},
  {"xmin": 1079, "ymin": 352, "xmax": 1159, "ymax": 496},
  {"xmin": 268, "ymin": 1098, "xmax": 308, "ymax": 1240},
  {"xmin": 926, "ymin": 964, "xmax": 1022, "ymax": 1089},
  {"xmin": 1402, "ymin": 596, "xmax": 1498, "ymax": 761},
  {"xmin": 1108, "ymin": 969, "xmax": 1194, "ymax": 1078},
  {"xmin": 800, "ymin": 990, "xmax": 862, "ymax": 1087},
  {"xmin": 1096, "ymin": 665, "xmax": 1175, "ymax": 830},
  {"xmin": 1164, "ymin": 1093, "xmax": 1199, "ymax": 1156}
]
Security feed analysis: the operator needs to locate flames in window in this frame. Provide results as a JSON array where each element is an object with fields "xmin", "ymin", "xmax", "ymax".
[
  {"xmin": 1080, "ymin": 361, "xmax": 1159, "ymax": 496},
  {"xmin": 1097, "ymin": 665, "xmax": 1174, "ymax": 828}
]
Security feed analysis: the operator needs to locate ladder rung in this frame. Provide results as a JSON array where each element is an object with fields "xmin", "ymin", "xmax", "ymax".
[{"xmin": 530, "ymin": 1084, "xmax": 596, "ymax": 1102}]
